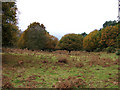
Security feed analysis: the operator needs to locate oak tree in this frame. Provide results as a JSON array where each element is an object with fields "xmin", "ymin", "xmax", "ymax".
[{"xmin": 58, "ymin": 33, "xmax": 83, "ymax": 52}]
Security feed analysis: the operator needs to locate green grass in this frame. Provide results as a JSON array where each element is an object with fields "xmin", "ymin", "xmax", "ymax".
[
  {"xmin": 2, "ymin": 50, "xmax": 119, "ymax": 88},
  {"xmin": 100, "ymin": 52, "xmax": 119, "ymax": 61}
]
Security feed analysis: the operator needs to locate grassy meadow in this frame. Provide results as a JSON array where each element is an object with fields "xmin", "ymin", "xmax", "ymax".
[{"xmin": 2, "ymin": 48, "xmax": 119, "ymax": 88}]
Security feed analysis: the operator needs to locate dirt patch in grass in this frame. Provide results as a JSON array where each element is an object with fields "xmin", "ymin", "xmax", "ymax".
[
  {"xmin": 75, "ymin": 62, "xmax": 84, "ymax": 68},
  {"xmin": 53, "ymin": 76, "xmax": 87, "ymax": 88},
  {"xmin": 2, "ymin": 75, "xmax": 14, "ymax": 89},
  {"xmin": 57, "ymin": 57, "xmax": 68, "ymax": 64},
  {"xmin": 42, "ymin": 60, "xmax": 48, "ymax": 63},
  {"xmin": 18, "ymin": 80, "xmax": 41, "ymax": 88},
  {"xmin": 15, "ymin": 75, "xmax": 42, "ymax": 88},
  {"xmin": 88, "ymin": 56, "xmax": 117, "ymax": 67},
  {"xmin": 25, "ymin": 75, "xmax": 41, "ymax": 81}
]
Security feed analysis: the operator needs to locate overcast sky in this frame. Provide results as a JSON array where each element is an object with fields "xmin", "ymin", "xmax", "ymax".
[{"xmin": 16, "ymin": 0, "xmax": 118, "ymax": 39}]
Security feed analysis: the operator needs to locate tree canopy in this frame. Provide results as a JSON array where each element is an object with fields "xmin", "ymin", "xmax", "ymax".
[
  {"xmin": 81, "ymin": 32, "xmax": 87, "ymax": 37},
  {"xmin": 2, "ymin": 5, "xmax": 120, "ymax": 53},
  {"xmin": 58, "ymin": 33, "xmax": 83, "ymax": 52},
  {"xmin": 99, "ymin": 24, "xmax": 120, "ymax": 48},
  {"xmin": 18, "ymin": 22, "xmax": 58, "ymax": 50},
  {"xmin": 2, "ymin": 2, "xmax": 19, "ymax": 47},
  {"xmin": 83, "ymin": 30, "xmax": 101, "ymax": 51},
  {"xmin": 103, "ymin": 20, "xmax": 117, "ymax": 28}
]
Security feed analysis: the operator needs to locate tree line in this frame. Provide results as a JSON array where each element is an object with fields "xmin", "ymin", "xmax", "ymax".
[{"xmin": 2, "ymin": 2, "xmax": 120, "ymax": 52}]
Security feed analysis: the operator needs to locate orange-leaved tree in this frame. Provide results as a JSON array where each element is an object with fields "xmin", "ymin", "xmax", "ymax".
[
  {"xmin": 45, "ymin": 34, "xmax": 58, "ymax": 51},
  {"xmin": 99, "ymin": 24, "xmax": 120, "ymax": 48},
  {"xmin": 83, "ymin": 30, "xmax": 101, "ymax": 51}
]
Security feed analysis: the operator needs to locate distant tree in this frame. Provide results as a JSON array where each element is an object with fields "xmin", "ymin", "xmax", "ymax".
[
  {"xmin": 17, "ymin": 22, "xmax": 48, "ymax": 50},
  {"xmin": 116, "ymin": 34, "xmax": 120, "ymax": 48},
  {"xmin": 83, "ymin": 30, "xmax": 101, "ymax": 51},
  {"xmin": 45, "ymin": 34, "xmax": 58, "ymax": 51},
  {"xmin": 18, "ymin": 22, "xmax": 58, "ymax": 50},
  {"xmin": 41, "ymin": 24, "xmax": 46, "ymax": 30},
  {"xmin": 99, "ymin": 28, "xmax": 102, "ymax": 31},
  {"xmin": 103, "ymin": 20, "xmax": 117, "ymax": 28},
  {"xmin": 81, "ymin": 32, "xmax": 87, "ymax": 37},
  {"xmin": 58, "ymin": 33, "xmax": 83, "ymax": 52},
  {"xmin": 99, "ymin": 24, "xmax": 120, "ymax": 48},
  {"xmin": 2, "ymin": 2, "xmax": 19, "ymax": 47},
  {"xmin": 17, "ymin": 30, "xmax": 23, "ymax": 38}
]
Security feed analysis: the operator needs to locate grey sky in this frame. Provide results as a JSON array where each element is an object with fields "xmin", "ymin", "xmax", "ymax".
[{"xmin": 16, "ymin": 0, "xmax": 118, "ymax": 39}]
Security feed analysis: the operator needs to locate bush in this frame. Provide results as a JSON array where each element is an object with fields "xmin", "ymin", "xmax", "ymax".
[
  {"xmin": 106, "ymin": 47, "xmax": 116, "ymax": 53},
  {"xmin": 94, "ymin": 48, "xmax": 101, "ymax": 52},
  {"xmin": 102, "ymin": 48, "xmax": 106, "ymax": 52},
  {"xmin": 116, "ymin": 50, "xmax": 120, "ymax": 55}
]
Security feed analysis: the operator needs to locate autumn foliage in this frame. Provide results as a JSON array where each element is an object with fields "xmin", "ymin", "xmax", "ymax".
[
  {"xmin": 17, "ymin": 22, "xmax": 58, "ymax": 50},
  {"xmin": 99, "ymin": 24, "xmax": 120, "ymax": 48},
  {"xmin": 83, "ymin": 22, "xmax": 120, "ymax": 51},
  {"xmin": 83, "ymin": 30, "xmax": 101, "ymax": 51},
  {"xmin": 4, "ymin": 5, "xmax": 119, "ymax": 53},
  {"xmin": 45, "ymin": 34, "xmax": 58, "ymax": 50},
  {"xmin": 58, "ymin": 34, "xmax": 83, "ymax": 51}
]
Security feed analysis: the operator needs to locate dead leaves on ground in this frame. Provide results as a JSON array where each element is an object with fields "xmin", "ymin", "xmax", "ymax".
[{"xmin": 53, "ymin": 76, "xmax": 86, "ymax": 88}]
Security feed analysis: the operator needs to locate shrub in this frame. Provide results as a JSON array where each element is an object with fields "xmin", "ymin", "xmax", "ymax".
[
  {"xmin": 106, "ymin": 47, "xmax": 116, "ymax": 53},
  {"xmin": 116, "ymin": 34, "xmax": 120, "ymax": 48},
  {"xmin": 94, "ymin": 48, "xmax": 101, "ymax": 52},
  {"xmin": 102, "ymin": 48, "xmax": 106, "ymax": 52},
  {"xmin": 116, "ymin": 50, "xmax": 120, "ymax": 55}
]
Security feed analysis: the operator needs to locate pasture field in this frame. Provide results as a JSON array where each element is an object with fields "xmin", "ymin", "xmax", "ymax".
[{"xmin": 2, "ymin": 48, "xmax": 119, "ymax": 88}]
